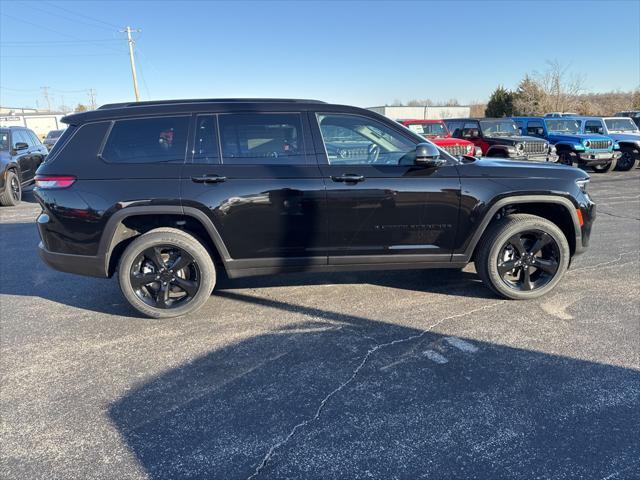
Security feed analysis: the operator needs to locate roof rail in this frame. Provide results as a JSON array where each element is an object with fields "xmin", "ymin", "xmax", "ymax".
[{"xmin": 98, "ymin": 98, "xmax": 326, "ymax": 110}]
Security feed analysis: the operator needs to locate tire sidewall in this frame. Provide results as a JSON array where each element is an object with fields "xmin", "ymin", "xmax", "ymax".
[
  {"xmin": 118, "ymin": 229, "xmax": 216, "ymax": 318},
  {"xmin": 484, "ymin": 219, "xmax": 570, "ymax": 300},
  {"xmin": 3, "ymin": 171, "xmax": 21, "ymax": 206}
]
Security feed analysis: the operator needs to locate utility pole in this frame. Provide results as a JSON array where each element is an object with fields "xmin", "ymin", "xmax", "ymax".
[
  {"xmin": 87, "ymin": 88, "xmax": 97, "ymax": 110},
  {"xmin": 120, "ymin": 26, "xmax": 141, "ymax": 102},
  {"xmin": 41, "ymin": 86, "xmax": 51, "ymax": 112}
]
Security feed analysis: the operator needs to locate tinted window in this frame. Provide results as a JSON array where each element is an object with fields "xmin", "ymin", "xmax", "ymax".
[
  {"xmin": 27, "ymin": 130, "xmax": 42, "ymax": 146},
  {"xmin": 219, "ymin": 113, "xmax": 305, "ymax": 164},
  {"xmin": 0, "ymin": 131, "xmax": 8, "ymax": 151},
  {"xmin": 12, "ymin": 130, "xmax": 30, "ymax": 147},
  {"xmin": 584, "ymin": 120, "xmax": 603, "ymax": 134},
  {"xmin": 527, "ymin": 120, "xmax": 544, "ymax": 135},
  {"xmin": 445, "ymin": 121, "xmax": 465, "ymax": 137},
  {"xmin": 317, "ymin": 113, "xmax": 416, "ymax": 165},
  {"xmin": 193, "ymin": 115, "xmax": 219, "ymax": 164},
  {"xmin": 102, "ymin": 116, "xmax": 189, "ymax": 163}
]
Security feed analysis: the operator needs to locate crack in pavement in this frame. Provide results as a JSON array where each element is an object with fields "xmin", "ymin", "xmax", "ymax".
[
  {"xmin": 597, "ymin": 210, "xmax": 640, "ymax": 221},
  {"xmin": 246, "ymin": 301, "xmax": 505, "ymax": 479},
  {"xmin": 246, "ymin": 248, "xmax": 640, "ymax": 479}
]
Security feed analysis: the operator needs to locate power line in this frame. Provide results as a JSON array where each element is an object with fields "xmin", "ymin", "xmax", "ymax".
[
  {"xmin": 20, "ymin": 2, "xmax": 118, "ymax": 33},
  {"xmin": 43, "ymin": 1, "xmax": 121, "ymax": 29},
  {"xmin": 1, "ymin": 39, "xmax": 122, "ymax": 46}
]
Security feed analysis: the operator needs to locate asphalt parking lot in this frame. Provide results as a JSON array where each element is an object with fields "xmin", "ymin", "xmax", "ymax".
[{"xmin": 1, "ymin": 170, "xmax": 639, "ymax": 480}]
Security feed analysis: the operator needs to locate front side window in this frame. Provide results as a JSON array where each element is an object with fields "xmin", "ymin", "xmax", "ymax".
[
  {"xmin": 318, "ymin": 113, "xmax": 417, "ymax": 165},
  {"xmin": 545, "ymin": 119, "xmax": 580, "ymax": 134},
  {"xmin": 27, "ymin": 131, "xmax": 42, "ymax": 146},
  {"xmin": 527, "ymin": 120, "xmax": 545, "ymax": 136},
  {"xmin": 0, "ymin": 131, "xmax": 9, "ymax": 151},
  {"xmin": 12, "ymin": 130, "xmax": 30, "ymax": 147},
  {"xmin": 219, "ymin": 113, "xmax": 305, "ymax": 164},
  {"xmin": 584, "ymin": 120, "xmax": 604, "ymax": 135},
  {"xmin": 102, "ymin": 116, "xmax": 189, "ymax": 163}
]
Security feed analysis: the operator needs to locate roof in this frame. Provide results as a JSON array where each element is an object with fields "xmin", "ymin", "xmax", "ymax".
[{"xmin": 61, "ymin": 98, "xmax": 374, "ymax": 125}]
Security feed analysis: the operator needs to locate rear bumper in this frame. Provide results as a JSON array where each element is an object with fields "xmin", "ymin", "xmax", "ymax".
[{"xmin": 38, "ymin": 241, "xmax": 108, "ymax": 278}]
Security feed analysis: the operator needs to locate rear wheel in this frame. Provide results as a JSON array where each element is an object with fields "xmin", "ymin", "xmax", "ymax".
[
  {"xmin": 615, "ymin": 149, "xmax": 639, "ymax": 171},
  {"xmin": 475, "ymin": 214, "xmax": 570, "ymax": 300},
  {"xmin": 0, "ymin": 170, "xmax": 21, "ymax": 206},
  {"xmin": 591, "ymin": 157, "xmax": 617, "ymax": 173},
  {"xmin": 117, "ymin": 228, "xmax": 216, "ymax": 318}
]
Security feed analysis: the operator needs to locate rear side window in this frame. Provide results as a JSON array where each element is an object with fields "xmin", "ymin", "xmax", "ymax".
[
  {"xmin": 102, "ymin": 116, "xmax": 189, "ymax": 163},
  {"xmin": 584, "ymin": 120, "xmax": 603, "ymax": 134},
  {"xmin": 193, "ymin": 115, "xmax": 219, "ymax": 164},
  {"xmin": 527, "ymin": 120, "xmax": 544, "ymax": 136},
  {"xmin": 218, "ymin": 113, "xmax": 306, "ymax": 164}
]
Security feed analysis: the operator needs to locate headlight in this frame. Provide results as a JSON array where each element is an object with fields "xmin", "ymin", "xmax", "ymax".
[
  {"xmin": 466, "ymin": 144, "xmax": 473, "ymax": 153},
  {"xmin": 613, "ymin": 142, "xmax": 620, "ymax": 150},
  {"xmin": 474, "ymin": 146, "xmax": 483, "ymax": 157},
  {"xmin": 576, "ymin": 178, "xmax": 589, "ymax": 193},
  {"xmin": 549, "ymin": 144, "xmax": 556, "ymax": 153},
  {"xmin": 516, "ymin": 143, "xmax": 524, "ymax": 151},
  {"xmin": 506, "ymin": 146, "xmax": 517, "ymax": 154},
  {"xmin": 583, "ymin": 140, "xmax": 591, "ymax": 148}
]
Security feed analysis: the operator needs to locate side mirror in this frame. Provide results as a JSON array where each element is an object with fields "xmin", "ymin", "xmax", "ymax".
[
  {"xmin": 415, "ymin": 142, "xmax": 443, "ymax": 167},
  {"xmin": 14, "ymin": 142, "xmax": 28, "ymax": 151}
]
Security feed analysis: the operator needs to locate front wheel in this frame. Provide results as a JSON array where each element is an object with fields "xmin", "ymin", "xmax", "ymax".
[
  {"xmin": 591, "ymin": 157, "xmax": 617, "ymax": 173},
  {"xmin": 474, "ymin": 214, "xmax": 570, "ymax": 300},
  {"xmin": 117, "ymin": 228, "xmax": 216, "ymax": 318},
  {"xmin": 615, "ymin": 149, "xmax": 639, "ymax": 171}
]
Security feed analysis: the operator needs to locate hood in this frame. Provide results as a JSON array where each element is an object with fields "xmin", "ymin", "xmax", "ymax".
[
  {"xmin": 460, "ymin": 157, "xmax": 587, "ymax": 180},
  {"xmin": 429, "ymin": 136, "xmax": 473, "ymax": 147},
  {"xmin": 547, "ymin": 133, "xmax": 603, "ymax": 143},
  {"xmin": 485, "ymin": 135, "xmax": 546, "ymax": 146},
  {"xmin": 606, "ymin": 132, "xmax": 640, "ymax": 144}
]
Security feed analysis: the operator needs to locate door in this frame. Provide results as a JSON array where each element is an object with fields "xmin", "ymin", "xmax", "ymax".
[
  {"xmin": 25, "ymin": 130, "xmax": 47, "ymax": 179},
  {"xmin": 180, "ymin": 112, "xmax": 327, "ymax": 270},
  {"xmin": 311, "ymin": 112, "xmax": 460, "ymax": 265},
  {"xmin": 11, "ymin": 130, "xmax": 33, "ymax": 182}
]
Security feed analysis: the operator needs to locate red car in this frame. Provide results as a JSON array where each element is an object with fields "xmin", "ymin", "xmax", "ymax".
[{"xmin": 399, "ymin": 119, "xmax": 482, "ymax": 157}]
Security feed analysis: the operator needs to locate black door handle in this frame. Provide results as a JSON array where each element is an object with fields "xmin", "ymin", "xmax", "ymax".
[
  {"xmin": 191, "ymin": 175, "xmax": 227, "ymax": 184},
  {"xmin": 331, "ymin": 174, "xmax": 365, "ymax": 183}
]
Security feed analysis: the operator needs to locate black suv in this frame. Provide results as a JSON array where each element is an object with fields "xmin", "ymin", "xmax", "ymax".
[
  {"xmin": 34, "ymin": 99, "xmax": 595, "ymax": 318},
  {"xmin": 444, "ymin": 118, "xmax": 558, "ymax": 162},
  {"xmin": 1, "ymin": 126, "xmax": 48, "ymax": 206}
]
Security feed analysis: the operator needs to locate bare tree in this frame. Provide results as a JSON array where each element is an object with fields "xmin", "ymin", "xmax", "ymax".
[{"xmin": 535, "ymin": 60, "xmax": 585, "ymax": 113}]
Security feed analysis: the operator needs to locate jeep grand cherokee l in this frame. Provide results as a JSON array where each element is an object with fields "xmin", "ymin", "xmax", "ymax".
[
  {"xmin": 1, "ymin": 126, "xmax": 48, "ymax": 206},
  {"xmin": 34, "ymin": 99, "xmax": 595, "ymax": 318}
]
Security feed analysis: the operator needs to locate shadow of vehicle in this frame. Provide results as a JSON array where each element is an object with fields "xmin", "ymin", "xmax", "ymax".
[
  {"xmin": 108, "ymin": 292, "xmax": 640, "ymax": 479},
  {"xmin": 0, "ymin": 222, "xmax": 494, "ymax": 317}
]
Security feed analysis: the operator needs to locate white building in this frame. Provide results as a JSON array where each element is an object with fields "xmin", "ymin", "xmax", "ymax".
[
  {"xmin": 368, "ymin": 105, "xmax": 471, "ymax": 120},
  {"xmin": 0, "ymin": 109, "xmax": 66, "ymax": 139}
]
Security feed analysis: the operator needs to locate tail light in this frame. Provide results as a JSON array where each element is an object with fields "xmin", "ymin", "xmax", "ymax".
[{"xmin": 35, "ymin": 175, "xmax": 76, "ymax": 189}]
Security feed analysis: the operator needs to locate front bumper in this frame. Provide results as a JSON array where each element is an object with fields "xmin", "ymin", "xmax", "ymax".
[
  {"xmin": 576, "ymin": 151, "xmax": 621, "ymax": 165},
  {"xmin": 512, "ymin": 153, "xmax": 559, "ymax": 163}
]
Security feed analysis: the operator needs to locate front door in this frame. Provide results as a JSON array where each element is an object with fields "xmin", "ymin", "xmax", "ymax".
[
  {"xmin": 310, "ymin": 112, "xmax": 460, "ymax": 265},
  {"xmin": 180, "ymin": 112, "xmax": 327, "ymax": 272}
]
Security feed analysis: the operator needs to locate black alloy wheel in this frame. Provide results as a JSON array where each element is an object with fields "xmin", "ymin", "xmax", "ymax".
[
  {"xmin": 10, "ymin": 175, "xmax": 20, "ymax": 202},
  {"xmin": 497, "ymin": 230, "xmax": 560, "ymax": 292},
  {"xmin": 130, "ymin": 245, "xmax": 201, "ymax": 309}
]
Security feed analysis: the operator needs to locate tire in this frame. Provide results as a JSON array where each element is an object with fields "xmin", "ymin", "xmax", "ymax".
[
  {"xmin": 117, "ymin": 227, "xmax": 216, "ymax": 318},
  {"xmin": 0, "ymin": 170, "xmax": 21, "ymax": 206},
  {"xmin": 615, "ymin": 149, "xmax": 639, "ymax": 171},
  {"xmin": 474, "ymin": 214, "xmax": 570, "ymax": 300},
  {"xmin": 591, "ymin": 156, "xmax": 617, "ymax": 173},
  {"xmin": 557, "ymin": 151, "xmax": 576, "ymax": 167}
]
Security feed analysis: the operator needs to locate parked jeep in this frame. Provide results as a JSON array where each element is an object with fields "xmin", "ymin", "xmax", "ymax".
[
  {"xmin": 614, "ymin": 111, "xmax": 640, "ymax": 128},
  {"xmin": 444, "ymin": 118, "xmax": 558, "ymax": 162},
  {"xmin": 35, "ymin": 98, "xmax": 595, "ymax": 318},
  {"xmin": 577, "ymin": 116, "xmax": 640, "ymax": 171},
  {"xmin": 398, "ymin": 119, "xmax": 482, "ymax": 157},
  {"xmin": 512, "ymin": 117, "xmax": 621, "ymax": 173}
]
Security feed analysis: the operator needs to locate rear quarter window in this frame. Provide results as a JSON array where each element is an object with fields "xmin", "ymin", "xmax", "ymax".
[{"xmin": 101, "ymin": 116, "xmax": 189, "ymax": 164}]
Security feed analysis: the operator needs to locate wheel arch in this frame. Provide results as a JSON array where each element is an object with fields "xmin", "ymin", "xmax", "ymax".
[
  {"xmin": 101, "ymin": 206, "xmax": 230, "ymax": 277},
  {"xmin": 459, "ymin": 195, "xmax": 582, "ymax": 263}
]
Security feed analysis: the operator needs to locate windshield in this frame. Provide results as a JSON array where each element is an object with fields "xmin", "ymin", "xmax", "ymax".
[
  {"xmin": 546, "ymin": 119, "xmax": 581, "ymax": 134},
  {"xmin": 604, "ymin": 118, "xmax": 639, "ymax": 134},
  {"xmin": 0, "ymin": 131, "xmax": 8, "ymax": 150},
  {"xmin": 404, "ymin": 122, "xmax": 447, "ymax": 137},
  {"xmin": 47, "ymin": 130, "xmax": 64, "ymax": 138},
  {"xmin": 479, "ymin": 120, "xmax": 519, "ymax": 137}
]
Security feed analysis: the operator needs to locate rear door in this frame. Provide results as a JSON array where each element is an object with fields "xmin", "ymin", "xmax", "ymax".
[
  {"xmin": 11, "ymin": 130, "xmax": 33, "ymax": 182},
  {"xmin": 310, "ymin": 111, "xmax": 460, "ymax": 265},
  {"xmin": 180, "ymin": 111, "xmax": 327, "ymax": 271}
]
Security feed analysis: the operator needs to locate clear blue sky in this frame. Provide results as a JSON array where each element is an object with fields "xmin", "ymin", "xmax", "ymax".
[{"xmin": 1, "ymin": 0, "xmax": 639, "ymax": 109}]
